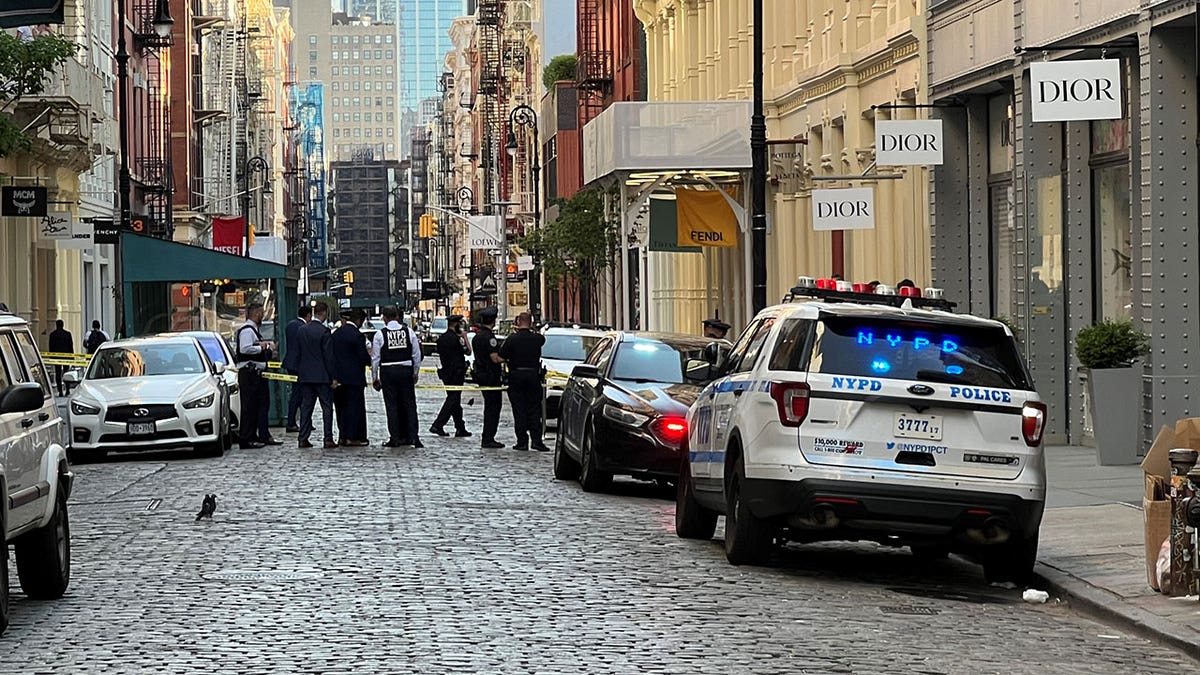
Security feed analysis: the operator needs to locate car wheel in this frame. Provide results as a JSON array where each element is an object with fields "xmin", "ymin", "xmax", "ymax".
[
  {"xmin": 724, "ymin": 454, "xmax": 773, "ymax": 565},
  {"xmin": 676, "ymin": 454, "xmax": 717, "ymax": 540},
  {"xmin": 1, "ymin": 506, "xmax": 9, "ymax": 635},
  {"xmin": 552, "ymin": 424, "xmax": 580, "ymax": 480},
  {"xmin": 578, "ymin": 423, "xmax": 612, "ymax": 493},
  {"xmin": 13, "ymin": 485, "xmax": 70, "ymax": 600},
  {"xmin": 982, "ymin": 531, "xmax": 1038, "ymax": 586}
]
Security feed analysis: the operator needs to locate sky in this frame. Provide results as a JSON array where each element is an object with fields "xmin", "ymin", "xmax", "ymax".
[{"xmin": 542, "ymin": 0, "xmax": 576, "ymax": 64}]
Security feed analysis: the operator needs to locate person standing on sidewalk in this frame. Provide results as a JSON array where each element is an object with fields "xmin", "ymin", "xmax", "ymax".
[
  {"xmin": 430, "ymin": 314, "xmax": 471, "ymax": 438},
  {"xmin": 499, "ymin": 312, "xmax": 549, "ymax": 452},
  {"xmin": 295, "ymin": 301, "xmax": 338, "ymax": 449},
  {"xmin": 331, "ymin": 308, "xmax": 371, "ymax": 446},
  {"xmin": 471, "ymin": 306, "xmax": 505, "ymax": 449},
  {"xmin": 372, "ymin": 306, "xmax": 424, "ymax": 448},
  {"xmin": 83, "ymin": 320, "xmax": 110, "ymax": 354},
  {"xmin": 235, "ymin": 303, "xmax": 275, "ymax": 449},
  {"xmin": 282, "ymin": 304, "xmax": 311, "ymax": 433},
  {"xmin": 47, "ymin": 319, "xmax": 73, "ymax": 397}
]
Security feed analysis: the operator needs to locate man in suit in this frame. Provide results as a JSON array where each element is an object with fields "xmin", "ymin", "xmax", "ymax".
[
  {"xmin": 294, "ymin": 301, "xmax": 338, "ymax": 449},
  {"xmin": 47, "ymin": 319, "xmax": 73, "ymax": 396},
  {"xmin": 331, "ymin": 308, "xmax": 371, "ymax": 446},
  {"xmin": 282, "ymin": 304, "xmax": 312, "ymax": 432}
]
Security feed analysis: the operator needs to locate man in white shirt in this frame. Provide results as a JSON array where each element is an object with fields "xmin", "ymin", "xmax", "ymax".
[{"xmin": 371, "ymin": 306, "xmax": 423, "ymax": 448}]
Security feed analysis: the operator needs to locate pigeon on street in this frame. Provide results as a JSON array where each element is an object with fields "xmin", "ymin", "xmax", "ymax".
[{"xmin": 195, "ymin": 494, "xmax": 217, "ymax": 521}]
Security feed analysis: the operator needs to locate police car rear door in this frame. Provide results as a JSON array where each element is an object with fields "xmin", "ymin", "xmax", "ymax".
[{"xmin": 799, "ymin": 314, "xmax": 1039, "ymax": 480}]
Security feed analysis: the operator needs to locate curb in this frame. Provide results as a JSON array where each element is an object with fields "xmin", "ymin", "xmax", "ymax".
[{"xmin": 1035, "ymin": 562, "xmax": 1200, "ymax": 660}]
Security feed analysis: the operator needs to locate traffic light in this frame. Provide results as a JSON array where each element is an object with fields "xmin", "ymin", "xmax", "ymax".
[
  {"xmin": 342, "ymin": 270, "xmax": 354, "ymax": 284},
  {"xmin": 345, "ymin": 285, "xmax": 353, "ymax": 296},
  {"xmin": 418, "ymin": 213, "xmax": 438, "ymax": 238}
]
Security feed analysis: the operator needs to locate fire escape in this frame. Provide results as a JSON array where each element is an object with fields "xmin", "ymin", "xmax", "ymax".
[
  {"xmin": 476, "ymin": 0, "xmax": 502, "ymax": 213},
  {"xmin": 193, "ymin": 0, "xmax": 238, "ymax": 217},
  {"xmin": 133, "ymin": 0, "xmax": 175, "ymax": 237},
  {"xmin": 576, "ymin": 0, "xmax": 612, "ymax": 126}
]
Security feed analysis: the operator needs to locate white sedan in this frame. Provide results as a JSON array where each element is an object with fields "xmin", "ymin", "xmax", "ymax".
[
  {"xmin": 65, "ymin": 336, "xmax": 232, "ymax": 458},
  {"xmin": 539, "ymin": 326, "xmax": 607, "ymax": 425},
  {"xmin": 158, "ymin": 330, "xmax": 241, "ymax": 432}
]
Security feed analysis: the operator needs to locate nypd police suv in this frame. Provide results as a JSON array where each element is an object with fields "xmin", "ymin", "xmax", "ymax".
[{"xmin": 675, "ymin": 278, "xmax": 1046, "ymax": 584}]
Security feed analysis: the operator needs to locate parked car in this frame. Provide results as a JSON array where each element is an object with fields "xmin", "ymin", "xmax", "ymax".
[
  {"xmin": 553, "ymin": 332, "xmax": 715, "ymax": 492},
  {"xmin": 65, "ymin": 336, "xmax": 232, "ymax": 459},
  {"xmin": 156, "ymin": 331, "xmax": 240, "ymax": 433},
  {"xmin": 675, "ymin": 283, "xmax": 1046, "ymax": 584},
  {"xmin": 539, "ymin": 326, "xmax": 606, "ymax": 423},
  {"xmin": 0, "ymin": 310, "xmax": 74, "ymax": 635}
]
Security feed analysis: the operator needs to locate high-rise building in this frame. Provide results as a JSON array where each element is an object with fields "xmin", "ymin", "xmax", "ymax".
[{"xmin": 398, "ymin": 0, "xmax": 466, "ymax": 121}]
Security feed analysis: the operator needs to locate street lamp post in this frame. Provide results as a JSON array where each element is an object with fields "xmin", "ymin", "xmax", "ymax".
[
  {"xmin": 506, "ymin": 103, "xmax": 541, "ymax": 321},
  {"xmin": 242, "ymin": 156, "xmax": 271, "ymax": 256},
  {"xmin": 750, "ymin": 0, "xmax": 768, "ymax": 314}
]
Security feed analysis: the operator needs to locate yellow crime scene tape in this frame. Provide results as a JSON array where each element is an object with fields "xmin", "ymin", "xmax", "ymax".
[{"xmin": 41, "ymin": 351, "xmax": 92, "ymax": 367}]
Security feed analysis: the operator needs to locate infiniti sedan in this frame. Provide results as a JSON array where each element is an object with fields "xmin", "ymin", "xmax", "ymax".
[
  {"xmin": 157, "ymin": 330, "xmax": 241, "ymax": 432},
  {"xmin": 553, "ymin": 332, "xmax": 715, "ymax": 492},
  {"xmin": 65, "ymin": 336, "xmax": 231, "ymax": 459}
]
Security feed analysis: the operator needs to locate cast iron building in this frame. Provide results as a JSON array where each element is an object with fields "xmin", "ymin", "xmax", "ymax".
[
  {"xmin": 927, "ymin": 0, "xmax": 1196, "ymax": 446},
  {"xmin": 330, "ymin": 158, "xmax": 402, "ymax": 301}
]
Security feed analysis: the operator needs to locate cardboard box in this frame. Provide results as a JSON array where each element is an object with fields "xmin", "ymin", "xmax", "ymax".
[{"xmin": 1144, "ymin": 426, "xmax": 1175, "ymax": 591}]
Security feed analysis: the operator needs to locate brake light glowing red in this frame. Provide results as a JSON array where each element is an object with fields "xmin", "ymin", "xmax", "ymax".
[
  {"xmin": 1021, "ymin": 402, "xmax": 1048, "ymax": 447},
  {"xmin": 770, "ymin": 382, "xmax": 810, "ymax": 427},
  {"xmin": 650, "ymin": 416, "xmax": 688, "ymax": 448}
]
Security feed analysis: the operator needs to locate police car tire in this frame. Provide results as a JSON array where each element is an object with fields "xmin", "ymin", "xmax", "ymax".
[
  {"xmin": 724, "ymin": 455, "xmax": 772, "ymax": 565},
  {"xmin": 982, "ymin": 532, "xmax": 1038, "ymax": 586},
  {"xmin": 578, "ymin": 424, "xmax": 612, "ymax": 493},
  {"xmin": 13, "ymin": 487, "xmax": 70, "ymax": 600},
  {"xmin": 676, "ymin": 457, "xmax": 717, "ymax": 540},
  {"xmin": 553, "ymin": 426, "xmax": 580, "ymax": 480},
  {"xmin": 0, "ymin": 504, "xmax": 9, "ymax": 636}
]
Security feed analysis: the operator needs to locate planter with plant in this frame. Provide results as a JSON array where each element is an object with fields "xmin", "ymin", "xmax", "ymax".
[{"xmin": 1075, "ymin": 320, "xmax": 1149, "ymax": 465}]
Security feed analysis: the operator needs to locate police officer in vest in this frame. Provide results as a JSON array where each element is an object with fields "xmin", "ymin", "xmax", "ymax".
[
  {"xmin": 471, "ymin": 306, "xmax": 505, "ymax": 449},
  {"xmin": 235, "ymin": 303, "xmax": 275, "ymax": 449},
  {"xmin": 371, "ymin": 305, "xmax": 424, "ymax": 448},
  {"xmin": 499, "ymin": 311, "xmax": 550, "ymax": 451}
]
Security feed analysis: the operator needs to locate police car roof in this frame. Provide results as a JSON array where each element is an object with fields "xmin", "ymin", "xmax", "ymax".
[
  {"xmin": 770, "ymin": 300, "xmax": 1006, "ymax": 330},
  {"xmin": 100, "ymin": 335, "xmax": 203, "ymax": 348},
  {"xmin": 608, "ymin": 330, "xmax": 715, "ymax": 348},
  {"xmin": 0, "ymin": 311, "xmax": 27, "ymax": 328}
]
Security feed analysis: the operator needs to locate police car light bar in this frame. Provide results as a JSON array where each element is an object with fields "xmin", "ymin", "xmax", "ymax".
[{"xmin": 784, "ymin": 276, "xmax": 957, "ymax": 311}]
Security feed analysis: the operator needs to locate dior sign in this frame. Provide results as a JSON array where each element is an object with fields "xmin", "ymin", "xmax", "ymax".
[
  {"xmin": 812, "ymin": 188, "xmax": 875, "ymax": 231},
  {"xmin": 875, "ymin": 120, "xmax": 944, "ymax": 166},
  {"xmin": 1030, "ymin": 59, "xmax": 1123, "ymax": 122}
]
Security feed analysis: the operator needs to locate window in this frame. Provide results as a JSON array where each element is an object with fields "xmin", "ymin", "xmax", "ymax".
[
  {"xmin": 609, "ymin": 339, "xmax": 707, "ymax": 384},
  {"xmin": 734, "ymin": 318, "xmax": 777, "ymax": 373},
  {"xmin": 386, "ymin": 143, "xmax": 394, "ymax": 153},
  {"xmin": 352, "ymin": 97, "xmax": 360, "ymax": 106},
  {"xmin": 365, "ymin": 81, "xmax": 372, "ymax": 91},
  {"xmin": 387, "ymin": 127, "xmax": 394, "ymax": 137},
  {"xmin": 385, "ymin": 50, "xmax": 393, "ymax": 59},
  {"xmin": 375, "ymin": 50, "xmax": 382, "ymax": 59},
  {"xmin": 385, "ymin": 35, "xmax": 393, "ymax": 43},
  {"xmin": 308, "ymin": 50, "xmax": 318, "ymax": 62},
  {"xmin": 768, "ymin": 319, "xmax": 814, "ymax": 371},
  {"xmin": 342, "ymin": 51, "xmax": 349, "ymax": 60},
  {"xmin": 586, "ymin": 338, "xmax": 615, "ymax": 371},
  {"xmin": 0, "ymin": 332, "xmax": 19, "ymax": 390},
  {"xmin": 375, "ymin": 35, "xmax": 382, "ymax": 44},
  {"xmin": 308, "ymin": 67, "xmax": 317, "ymax": 78},
  {"xmin": 365, "ymin": 128, "xmax": 372, "ymax": 138},
  {"xmin": 352, "ymin": 36, "xmax": 359, "ymax": 45},
  {"xmin": 387, "ymin": 112, "xmax": 394, "ymax": 121},
  {"xmin": 353, "ymin": 51, "xmax": 360, "ymax": 59},
  {"xmin": 309, "ymin": 35, "xmax": 317, "ymax": 45},
  {"xmin": 1092, "ymin": 119, "xmax": 1132, "ymax": 321},
  {"xmin": 544, "ymin": 334, "xmax": 604, "ymax": 361},
  {"xmin": 352, "ymin": 66, "xmax": 360, "ymax": 75},
  {"xmin": 386, "ymin": 97, "xmax": 394, "ymax": 106},
  {"xmin": 353, "ymin": 81, "xmax": 360, "ymax": 91},
  {"xmin": 377, "ymin": 97, "xmax": 384, "ymax": 107},
  {"xmin": 385, "ymin": 81, "xmax": 394, "ymax": 91},
  {"xmin": 353, "ymin": 112, "xmax": 360, "ymax": 122},
  {"xmin": 332, "ymin": 66, "xmax": 338, "ymax": 75},
  {"xmin": 333, "ymin": 113, "xmax": 340, "ymax": 122},
  {"xmin": 332, "ymin": 52, "xmax": 340, "ymax": 60},
  {"xmin": 386, "ymin": 66, "xmax": 393, "ymax": 75},
  {"xmin": 332, "ymin": 82, "xmax": 340, "ymax": 91},
  {"xmin": 332, "ymin": 98, "xmax": 339, "ymax": 107},
  {"xmin": 354, "ymin": 128, "xmax": 361, "ymax": 137},
  {"xmin": 87, "ymin": 343, "xmax": 206, "ymax": 379},
  {"xmin": 334, "ymin": 128, "xmax": 340, "ymax": 137}
]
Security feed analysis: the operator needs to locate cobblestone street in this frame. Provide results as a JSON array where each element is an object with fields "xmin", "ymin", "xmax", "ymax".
[{"xmin": 2, "ymin": 389, "xmax": 1194, "ymax": 673}]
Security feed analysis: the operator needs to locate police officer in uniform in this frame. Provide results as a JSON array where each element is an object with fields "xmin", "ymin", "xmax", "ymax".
[
  {"xmin": 499, "ymin": 311, "xmax": 550, "ymax": 452},
  {"xmin": 471, "ymin": 306, "xmax": 505, "ymax": 449},
  {"xmin": 702, "ymin": 317, "xmax": 731, "ymax": 340},
  {"xmin": 371, "ymin": 305, "xmax": 424, "ymax": 448},
  {"xmin": 235, "ymin": 303, "xmax": 275, "ymax": 449},
  {"xmin": 430, "ymin": 314, "xmax": 472, "ymax": 438}
]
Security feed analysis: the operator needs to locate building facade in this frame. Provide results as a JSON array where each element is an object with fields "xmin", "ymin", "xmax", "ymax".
[
  {"xmin": 330, "ymin": 159, "xmax": 401, "ymax": 301},
  {"xmin": 398, "ymin": 0, "xmax": 467, "ymax": 118},
  {"xmin": 927, "ymin": 0, "xmax": 1197, "ymax": 446}
]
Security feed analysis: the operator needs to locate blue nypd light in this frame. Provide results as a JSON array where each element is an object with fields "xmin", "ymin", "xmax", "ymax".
[
  {"xmin": 946, "ymin": 365, "xmax": 964, "ymax": 375},
  {"xmin": 871, "ymin": 358, "xmax": 892, "ymax": 374}
]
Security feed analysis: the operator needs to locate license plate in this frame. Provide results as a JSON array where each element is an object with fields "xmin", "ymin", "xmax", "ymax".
[
  {"xmin": 127, "ymin": 421, "xmax": 155, "ymax": 436},
  {"xmin": 894, "ymin": 413, "xmax": 942, "ymax": 441}
]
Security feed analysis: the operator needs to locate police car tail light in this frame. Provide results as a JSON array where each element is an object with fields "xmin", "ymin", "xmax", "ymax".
[
  {"xmin": 770, "ymin": 382, "xmax": 810, "ymax": 427},
  {"xmin": 1021, "ymin": 401, "xmax": 1048, "ymax": 447},
  {"xmin": 649, "ymin": 416, "xmax": 688, "ymax": 448}
]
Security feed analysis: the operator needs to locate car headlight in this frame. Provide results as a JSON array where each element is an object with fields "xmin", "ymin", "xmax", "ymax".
[
  {"xmin": 602, "ymin": 403, "xmax": 650, "ymax": 428},
  {"xmin": 183, "ymin": 393, "xmax": 215, "ymax": 409},
  {"xmin": 70, "ymin": 400, "xmax": 100, "ymax": 416}
]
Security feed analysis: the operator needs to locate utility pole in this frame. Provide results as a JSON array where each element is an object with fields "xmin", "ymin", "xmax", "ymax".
[
  {"xmin": 750, "ymin": 0, "xmax": 768, "ymax": 314},
  {"xmin": 115, "ymin": 0, "xmax": 131, "ymax": 337}
]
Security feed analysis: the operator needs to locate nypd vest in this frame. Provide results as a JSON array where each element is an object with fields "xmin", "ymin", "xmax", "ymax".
[
  {"xmin": 235, "ymin": 323, "xmax": 268, "ymax": 364},
  {"xmin": 379, "ymin": 326, "xmax": 413, "ymax": 364}
]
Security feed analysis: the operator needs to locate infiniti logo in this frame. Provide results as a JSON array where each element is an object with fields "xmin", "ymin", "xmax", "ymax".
[
  {"xmin": 134, "ymin": 407, "xmax": 151, "ymax": 417},
  {"xmin": 907, "ymin": 385, "xmax": 934, "ymax": 397}
]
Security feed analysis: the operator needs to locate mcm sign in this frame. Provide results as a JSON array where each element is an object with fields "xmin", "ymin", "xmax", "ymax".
[{"xmin": 2, "ymin": 186, "xmax": 48, "ymax": 217}]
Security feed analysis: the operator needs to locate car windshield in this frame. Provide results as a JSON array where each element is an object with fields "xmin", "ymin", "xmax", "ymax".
[
  {"xmin": 193, "ymin": 336, "xmax": 229, "ymax": 366},
  {"xmin": 432, "ymin": 317, "xmax": 448, "ymax": 332},
  {"xmin": 808, "ymin": 316, "xmax": 1030, "ymax": 390},
  {"xmin": 543, "ymin": 333, "xmax": 604, "ymax": 362},
  {"xmin": 87, "ymin": 343, "xmax": 206, "ymax": 379},
  {"xmin": 609, "ymin": 339, "xmax": 707, "ymax": 384}
]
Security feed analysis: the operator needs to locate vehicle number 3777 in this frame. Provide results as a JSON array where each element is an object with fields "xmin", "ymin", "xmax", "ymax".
[{"xmin": 893, "ymin": 413, "xmax": 943, "ymax": 441}]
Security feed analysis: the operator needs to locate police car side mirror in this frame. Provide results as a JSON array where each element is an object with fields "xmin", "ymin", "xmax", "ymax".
[
  {"xmin": 0, "ymin": 382, "xmax": 44, "ymax": 414},
  {"xmin": 62, "ymin": 371, "xmax": 81, "ymax": 385},
  {"xmin": 212, "ymin": 362, "xmax": 227, "ymax": 376},
  {"xmin": 571, "ymin": 363, "xmax": 600, "ymax": 380},
  {"xmin": 685, "ymin": 359, "xmax": 713, "ymax": 382}
]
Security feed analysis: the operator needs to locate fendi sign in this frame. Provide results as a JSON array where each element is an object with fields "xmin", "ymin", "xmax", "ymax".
[
  {"xmin": 812, "ymin": 188, "xmax": 875, "ymax": 231},
  {"xmin": 1030, "ymin": 59, "xmax": 1123, "ymax": 122},
  {"xmin": 875, "ymin": 120, "xmax": 943, "ymax": 166}
]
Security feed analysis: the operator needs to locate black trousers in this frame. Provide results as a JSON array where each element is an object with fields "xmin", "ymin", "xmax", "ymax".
[
  {"xmin": 286, "ymin": 369, "xmax": 301, "ymax": 427},
  {"xmin": 54, "ymin": 365, "xmax": 67, "ymax": 396},
  {"xmin": 333, "ymin": 384, "xmax": 367, "ymax": 441},
  {"xmin": 432, "ymin": 368, "xmax": 467, "ymax": 432},
  {"xmin": 257, "ymin": 379, "xmax": 272, "ymax": 440},
  {"xmin": 507, "ymin": 369, "xmax": 544, "ymax": 446},
  {"xmin": 480, "ymin": 387, "xmax": 502, "ymax": 444},
  {"xmin": 381, "ymin": 365, "xmax": 419, "ymax": 444},
  {"xmin": 238, "ymin": 367, "xmax": 265, "ymax": 445},
  {"xmin": 297, "ymin": 382, "xmax": 334, "ymax": 443}
]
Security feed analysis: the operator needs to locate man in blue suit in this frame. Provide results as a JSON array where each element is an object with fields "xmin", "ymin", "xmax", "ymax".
[
  {"xmin": 331, "ymin": 308, "xmax": 371, "ymax": 446},
  {"xmin": 282, "ymin": 304, "xmax": 311, "ymax": 432},
  {"xmin": 295, "ymin": 301, "xmax": 338, "ymax": 449}
]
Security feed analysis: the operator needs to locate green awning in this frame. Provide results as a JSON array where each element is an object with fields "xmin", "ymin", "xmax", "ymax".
[{"xmin": 120, "ymin": 232, "xmax": 297, "ymax": 283}]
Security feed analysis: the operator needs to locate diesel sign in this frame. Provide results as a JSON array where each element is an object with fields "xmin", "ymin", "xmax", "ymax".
[
  {"xmin": 812, "ymin": 188, "xmax": 875, "ymax": 231},
  {"xmin": 1030, "ymin": 59, "xmax": 1123, "ymax": 122},
  {"xmin": 875, "ymin": 119, "xmax": 943, "ymax": 166}
]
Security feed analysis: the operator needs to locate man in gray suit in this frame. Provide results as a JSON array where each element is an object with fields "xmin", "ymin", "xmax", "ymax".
[{"xmin": 295, "ymin": 302, "xmax": 339, "ymax": 449}]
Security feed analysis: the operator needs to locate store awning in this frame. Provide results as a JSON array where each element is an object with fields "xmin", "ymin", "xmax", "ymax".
[{"xmin": 120, "ymin": 232, "xmax": 297, "ymax": 283}]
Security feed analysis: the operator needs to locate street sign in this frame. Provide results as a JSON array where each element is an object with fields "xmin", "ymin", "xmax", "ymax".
[
  {"xmin": 480, "ymin": 275, "xmax": 497, "ymax": 292},
  {"xmin": 2, "ymin": 186, "xmax": 47, "ymax": 217},
  {"xmin": 468, "ymin": 215, "xmax": 502, "ymax": 250},
  {"xmin": 36, "ymin": 210, "xmax": 72, "ymax": 242},
  {"xmin": 1030, "ymin": 59, "xmax": 1123, "ymax": 122},
  {"xmin": 93, "ymin": 219, "xmax": 120, "ymax": 245},
  {"xmin": 812, "ymin": 188, "xmax": 876, "ymax": 231},
  {"xmin": 517, "ymin": 255, "xmax": 534, "ymax": 271},
  {"xmin": 875, "ymin": 120, "xmax": 944, "ymax": 166}
]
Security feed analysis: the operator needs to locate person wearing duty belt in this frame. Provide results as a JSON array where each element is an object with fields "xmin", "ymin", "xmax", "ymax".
[
  {"xmin": 371, "ymin": 305, "xmax": 424, "ymax": 448},
  {"xmin": 429, "ymin": 313, "xmax": 472, "ymax": 438},
  {"xmin": 499, "ymin": 311, "xmax": 550, "ymax": 452},
  {"xmin": 235, "ymin": 303, "xmax": 275, "ymax": 449},
  {"xmin": 471, "ymin": 306, "xmax": 505, "ymax": 449}
]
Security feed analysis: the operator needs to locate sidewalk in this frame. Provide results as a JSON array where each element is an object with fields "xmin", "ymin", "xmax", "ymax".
[{"xmin": 1039, "ymin": 445, "xmax": 1200, "ymax": 657}]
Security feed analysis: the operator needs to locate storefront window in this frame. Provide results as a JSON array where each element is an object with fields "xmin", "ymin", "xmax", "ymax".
[
  {"xmin": 990, "ymin": 183, "xmax": 1015, "ymax": 320},
  {"xmin": 1091, "ymin": 119, "xmax": 1132, "ymax": 320}
]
